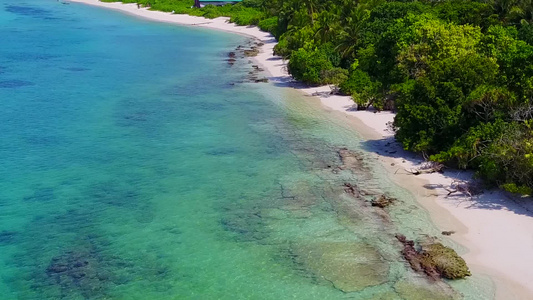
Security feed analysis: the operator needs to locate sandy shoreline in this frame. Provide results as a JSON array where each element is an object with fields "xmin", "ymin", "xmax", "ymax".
[{"xmin": 68, "ymin": 1, "xmax": 533, "ymax": 298}]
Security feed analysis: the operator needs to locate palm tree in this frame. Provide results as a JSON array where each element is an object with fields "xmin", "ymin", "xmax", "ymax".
[
  {"xmin": 336, "ymin": 7, "xmax": 370, "ymax": 59},
  {"xmin": 315, "ymin": 11, "xmax": 341, "ymax": 43},
  {"xmin": 514, "ymin": 0, "xmax": 533, "ymax": 23},
  {"xmin": 486, "ymin": 0, "xmax": 533, "ymax": 23},
  {"xmin": 301, "ymin": 0, "xmax": 319, "ymax": 23}
]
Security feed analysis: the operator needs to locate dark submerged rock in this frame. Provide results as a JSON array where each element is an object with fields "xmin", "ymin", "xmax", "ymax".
[
  {"xmin": 46, "ymin": 250, "xmax": 107, "ymax": 298},
  {"xmin": 371, "ymin": 194, "xmax": 396, "ymax": 208},
  {"xmin": 219, "ymin": 210, "xmax": 268, "ymax": 241},
  {"xmin": 337, "ymin": 148, "xmax": 368, "ymax": 172},
  {"xmin": 0, "ymin": 80, "xmax": 34, "ymax": 88},
  {"xmin": 343, "ymin": 183, "xmax": 360, "ymax": 198},
  {"xmin": 0, "ymin": 231, "xmax": 18, "ymax": 244},
  {"xmin": 23, "ymin": 187, "xmax": 55, "ymax": 202},
  {"xmin": 441, "ymin": 231, "xmax": 456, "ymax": 236},
  {"xmin": 243, "ymin": 49, "xmax": 259, "ymax": 57}
]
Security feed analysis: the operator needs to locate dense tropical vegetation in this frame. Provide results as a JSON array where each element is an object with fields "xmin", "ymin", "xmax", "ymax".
[{"xmin": 105, "ymin": 0, "xmax": 533, "ymax": 194}]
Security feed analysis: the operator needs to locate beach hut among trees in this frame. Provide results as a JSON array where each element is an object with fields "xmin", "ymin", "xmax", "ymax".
[{"xmin": 194, "ymin": 0, "xmax": 243, "ymax": 8}]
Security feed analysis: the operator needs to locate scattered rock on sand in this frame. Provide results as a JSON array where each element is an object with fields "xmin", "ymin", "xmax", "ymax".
[{"xmin": 252, "ymin": 65, "xmax": 262, "ymax": 70}]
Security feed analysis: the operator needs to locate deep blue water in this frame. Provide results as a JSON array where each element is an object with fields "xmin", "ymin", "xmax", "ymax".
[{"xmin": 0, "ymin": 1, "xmax": 492, "ymax": 299}]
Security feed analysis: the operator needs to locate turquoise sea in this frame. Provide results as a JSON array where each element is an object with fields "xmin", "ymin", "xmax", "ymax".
[{"xmin": 0, "ymin": 1, "xmax": 493, "ymax": 299}]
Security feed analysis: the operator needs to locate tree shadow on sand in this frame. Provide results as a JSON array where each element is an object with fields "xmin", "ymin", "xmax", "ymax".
[{"xmin": 360, "ymin": 137, "xmax": 533, "ymax": 219}]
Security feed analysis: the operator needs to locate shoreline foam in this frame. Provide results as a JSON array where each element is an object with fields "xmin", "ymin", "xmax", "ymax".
[{"xmin": 68, "ymin": 1, "xmax": 533, "ymax": 298}]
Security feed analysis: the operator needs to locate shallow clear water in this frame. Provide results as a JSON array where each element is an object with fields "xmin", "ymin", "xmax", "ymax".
[{"xmin": 0, "ymin": 1, "xmax": 493, "ymax": 299}]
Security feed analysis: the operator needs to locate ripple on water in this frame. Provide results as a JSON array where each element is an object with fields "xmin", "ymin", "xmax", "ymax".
[
  {"xmin": 0, "ymin": 80, "xmax": 34, "ymax": 88},
  {"xmin": 62, "ymin": 67, "xmax": 90, "ymax": 72},
  {"xmin": 23, "ymin": 187, "xmax": 55, "ymax": 202},
  {"xmin": 5, "ymin": 5, "xmax": 59, "ymax": 20},
  {"xmin": 0, "ymin": 231, "xmax": 18, "ymax": 245}
]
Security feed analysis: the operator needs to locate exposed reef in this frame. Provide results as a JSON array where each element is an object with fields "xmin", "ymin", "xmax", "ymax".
[{"xmin": 396, "ymin": 234, "xmax": 471, "ymax": 280}]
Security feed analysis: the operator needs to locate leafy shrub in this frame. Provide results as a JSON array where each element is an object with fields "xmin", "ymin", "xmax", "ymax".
[
  {"xmin": 501, "ymin": 183, "xmax": 533, "ymax": 195},
  {"xmin": 274, "ymin": 25, "xmax": 317, "ymax": 58},
  {"xmin": 340, "ymin": 69, "xmax": 382, "ymax": 109},
  {"xmin": 258, "ymin": 17, "xmax": 279, "ymax": 37},
  {"xmin": 320, "ymin": 68, "xmax": 348, "ymax": 86},
  {"xmin": 519, "ymin": 23, "xmax": 533, "ymax": 44},
  {"xmin": 287, "ymin": 47, "xmax": 333, "ymax": 85},
  {"xmin": 433, "ymin": 0, "xmax": 495, "ymax": 28},
  {"xmin": 287, "ymin": 44, "xmax": 342, "ymax": 85},
  {"xmin": 273, "ymin": 38, "xmax": 291, "ymax": 57},
  {"xmin": 229, "ymin": 8, "xmax": 265, "ymax": 25}
]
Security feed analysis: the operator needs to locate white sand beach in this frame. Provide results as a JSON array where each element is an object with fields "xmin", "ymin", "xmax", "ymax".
[{"xmin": 68, "ymin": 1, "xmax": 533, "ymax": 298}]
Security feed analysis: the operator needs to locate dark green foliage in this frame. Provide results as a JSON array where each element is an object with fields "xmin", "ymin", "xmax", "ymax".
[
  {"xmin": 340, "ymin": 67, "xmax": 382, "ymax": 109},
  {"xmin": 320, "ymin": 68, "xmax": 348, "ymax": 86},
  {"xmin": 274, "ymin": 25, "xmax": 316, "ymax": 58},
  {"xmin": 433, "ymin": 0, "xmax": 496, "ymax": 28},
  {"xmin": 258, "ymin": 16, "xmax": 279, "ymax": 37},
  {"xmin": 473, "ymin": 122, "xmax": 533, "ymax": 192},
  {"xmin": 287, "ymin": 47, "xmax": 328, "ymax": 84},
  {"xmin": 287, "ymin": 44, "xmax": 340, "ymax": 85},
  {"xmin": 368, "ymin": 2, "xmax": 430, "ymax": 25},
  {"xmin": 519, "ymin": 23, "xmax": 533, "ymax": 44}
]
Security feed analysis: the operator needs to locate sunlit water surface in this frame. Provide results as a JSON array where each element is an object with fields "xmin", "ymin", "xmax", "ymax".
[{"xmin": 0, "ymin": 1, "xmax": 493, "ymax": 299}]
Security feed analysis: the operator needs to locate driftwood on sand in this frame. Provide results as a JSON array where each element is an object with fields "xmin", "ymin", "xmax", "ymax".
[
  {"xmin": 445, "ymin": 179, "xmax": 483, "ymax": 198},
  {"xmin": 402, "ymin": 161, "xmax": 445, "ymax": 175}
]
